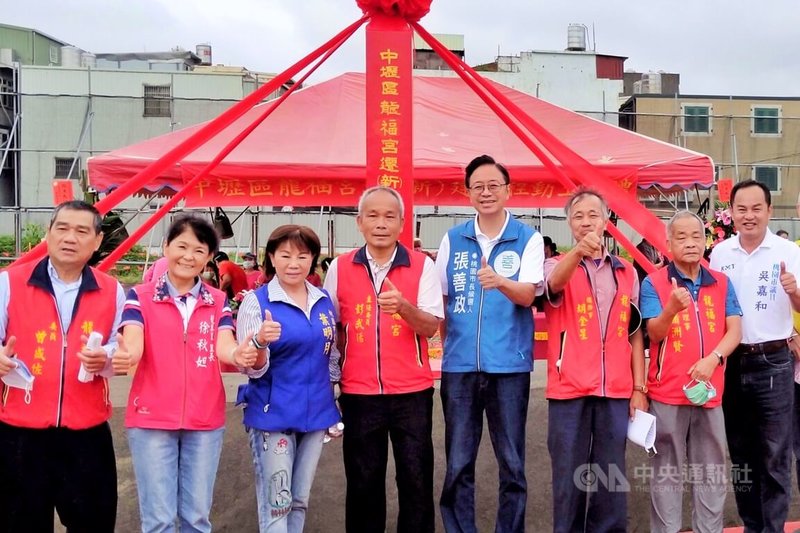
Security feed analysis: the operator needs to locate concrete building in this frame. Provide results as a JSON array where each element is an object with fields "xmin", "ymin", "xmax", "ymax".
[
  {"xmin": 414, "ymin": 25, "xmax": 625, "ymax": 126},
  {"xmin": 0, "ymin": 23, "xmax": 293, "ymax": 242},
  {"xmin": 619, "ymin": 94, "xmax": 800, "ymax": 217}
]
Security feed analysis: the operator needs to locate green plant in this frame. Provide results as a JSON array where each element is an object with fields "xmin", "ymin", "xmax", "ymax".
[
  {"xmin": 0, "ymin": 224, "xmax": 46, "ymax": 257},
  {"xmin": 0, "ymin": 235, "xmax": 15, "ymax": 257},
  {"xmin": 21, "ymin": 223, "xmax": 45, "ymax": 251}
]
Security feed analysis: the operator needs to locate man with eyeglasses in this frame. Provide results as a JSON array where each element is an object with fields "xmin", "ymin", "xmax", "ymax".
[{"xmin": 436, "ymin": 154, "xmax": 544, "ymax": 532}]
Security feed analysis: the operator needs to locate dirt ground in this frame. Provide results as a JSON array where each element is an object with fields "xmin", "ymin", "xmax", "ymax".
[{"xmin": 60, "ymin": 375, "xmax": 800, "ymax": 532}]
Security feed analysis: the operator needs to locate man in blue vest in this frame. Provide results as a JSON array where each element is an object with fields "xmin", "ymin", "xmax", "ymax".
[{"xmin": 436, "ymin": 155, "xmax": 544, "ymax": 532}]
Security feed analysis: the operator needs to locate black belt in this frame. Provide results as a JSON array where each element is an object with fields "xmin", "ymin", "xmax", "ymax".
[{"xmin": 736, "ymin": 340, "xmax": 788, "ymax": 355}]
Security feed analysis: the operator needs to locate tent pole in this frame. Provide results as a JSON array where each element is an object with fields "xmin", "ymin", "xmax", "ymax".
[{"xmin": 251, "ymin": 209, "xmax": 259, "ymax": 255}]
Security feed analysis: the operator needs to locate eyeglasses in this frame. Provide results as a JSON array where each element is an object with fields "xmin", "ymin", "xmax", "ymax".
[{"xmin": 468, "ymin": 182, "xmax": 507, "ymax": 194}]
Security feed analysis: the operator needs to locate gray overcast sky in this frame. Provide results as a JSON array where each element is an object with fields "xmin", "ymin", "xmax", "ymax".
[{"xmin": 5, "ymin": 0, "xmax": 800, "ymax": 96}]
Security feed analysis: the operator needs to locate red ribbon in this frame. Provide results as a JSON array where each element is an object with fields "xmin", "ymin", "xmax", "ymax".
[{"xmin": 356, "ymin": 0, "xmax": 432, "ymax": 21}]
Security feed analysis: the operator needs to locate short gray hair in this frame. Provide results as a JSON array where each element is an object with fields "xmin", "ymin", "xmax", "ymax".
[
  {"xmin": 666, "ymin": 210, "xmax": 705, "ymax": 240},
  {"xmin": 357, "ymin": 186, "xmax": 405, "ymax": 219},
  {"xmin": 50, "ymin": 200, "xmax": 103, "ymax": 234},
  {"xmin": 564, "ymin": 188, "xmax": 609, "ymax": 220}
]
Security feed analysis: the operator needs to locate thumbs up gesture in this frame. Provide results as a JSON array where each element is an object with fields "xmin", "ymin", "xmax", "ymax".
[
  {"xmin": 377, "ymin": 278, "xmax": 406, "ymax": 315},
  {"xmin": 0, "ymin": 336, "xmax": 17, "ymax": 377},
  {"xmin": 78, "ymin": 334, "xmax": 109, "ymax": 374},
  {"xmin": 234, "ymin": 333, "xmax": 259, "ymax": 369},
  {"xmin": 780, "ymin": 261, "xmax": 798, "ymax": 295},
  {"xmin": 477, "ymin": 255, "xmax": 504, "ymax": 290},
  {"xmin": 666, "ymin": 277, "xmax": 692, "ymax": 315},
  {"xmin": 112, "ymin": 333, "xmax": 132, "ymax": 375},
  {"xmin": 255, "ymin": 309, "xmax": 281, "ymax": 346},
  {"xmin": 574, "ymin": 232, "xmax": 603, "ymax": 258}
]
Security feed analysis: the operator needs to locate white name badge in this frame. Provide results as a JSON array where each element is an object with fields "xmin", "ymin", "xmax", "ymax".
[{"xmin": 493, "ymin": 251, "xmax": 521, "ymax": 278}]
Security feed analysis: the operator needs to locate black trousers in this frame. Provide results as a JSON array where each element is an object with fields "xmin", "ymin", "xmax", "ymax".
[
  {"xmin": 340, "ymin": 388, "xmax": 435, "ymax": 533},
  {"xmin": 0, "ymin": 421, "xmax": 117, "ymax": 533}
]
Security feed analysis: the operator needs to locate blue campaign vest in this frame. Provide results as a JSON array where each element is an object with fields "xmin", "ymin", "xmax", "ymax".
[
  {"xmin": 443, "ymin": 217, "xmax": 536, "ymax": 373},
  {"xmin": 237, "ymin": 286, "xmax": 340, "ymax": 432}
]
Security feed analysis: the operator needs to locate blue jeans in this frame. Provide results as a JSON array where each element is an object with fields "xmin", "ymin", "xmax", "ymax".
[
  {"xmin": 440, "ymin": 372, "xmax": 529, "ymax": 533},
  {"xmin": 247, "ymin": 428, "xmax": 326, "ymax": 533},
  {"xmin": 127, "ymin": 427, "xmax": 225, "ymax": 533},
  {"xmin": 724, "ymin": 346, "xmax": 794, "ymax": 533},
  {"xmin": 547, "ymin": 397, "xmax": 629, "ymax": 533}
]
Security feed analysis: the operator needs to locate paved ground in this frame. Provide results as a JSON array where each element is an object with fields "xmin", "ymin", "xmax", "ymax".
[{"xmin": 57, "ymin": 373, "xmax": 800, "ymax": 532}]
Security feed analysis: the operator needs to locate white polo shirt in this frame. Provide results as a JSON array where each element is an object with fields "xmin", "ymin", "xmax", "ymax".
[{"xmin": 710, "ymin": 229, "xmax": 800, "ymax": 344}]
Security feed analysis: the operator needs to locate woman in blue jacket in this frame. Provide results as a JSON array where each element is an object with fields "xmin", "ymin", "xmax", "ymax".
[{"xmin": 236, "ymin": 224, "xmax": 340, "ymax": 533}]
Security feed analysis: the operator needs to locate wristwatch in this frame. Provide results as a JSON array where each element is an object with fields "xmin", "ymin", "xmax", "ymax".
[
  {"xmin": 633, "ymin": 384, "xmax": 648, "ymax": 393},
  {"xmin": 711, "ymin": 350, "xmax": 724, "ymax": 366},
  {"xmin": 251, "ymin": 335, "xmax": 268, "ymax": 350}
]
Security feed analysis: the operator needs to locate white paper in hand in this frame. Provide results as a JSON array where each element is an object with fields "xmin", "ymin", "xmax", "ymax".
[
  {"xmin": 627, "ymin": 409, "xmax": 657, "ymax": 456},
  {"xmin": 78, "ymin": 331, "xmax": 103, "ymax": 383}
]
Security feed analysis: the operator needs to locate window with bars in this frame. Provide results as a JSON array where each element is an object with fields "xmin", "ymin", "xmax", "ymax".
[
  {"xmin": 682, "ymin": 104, "xmax": 711, "ymax": 134},
  {"xmin": 143, "ymin": 84, "xmax": 172, "ymax": 117},
  {"xmin": 752, "ymin": 106, "xmax": 781, "ymax": 135},
  {"xmin": 54, "ymin": 157, "xmax": 80, "ymax": 179},
  {"xmin": 753, "ymin": 166, "xmax": 780, "ymax": 192}
]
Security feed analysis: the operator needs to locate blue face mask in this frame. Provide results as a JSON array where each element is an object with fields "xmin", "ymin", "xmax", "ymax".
[
  {"xmin": 683, "ymin": 379, "xmax": 716, "ymax": 406},
  {"xmin": 1, "ymin": 359, "xmax": 34, "ymax": 404}
]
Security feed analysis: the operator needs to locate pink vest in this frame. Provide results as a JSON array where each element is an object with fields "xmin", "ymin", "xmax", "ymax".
[{"xmin": 124, "ymin": 280, "xmax": 229, "ymax": 430}]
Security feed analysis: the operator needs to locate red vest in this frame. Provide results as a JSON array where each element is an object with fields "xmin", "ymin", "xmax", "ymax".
[
  {"xmin": 544, "ymin": 255, "xmax": 638, "ymax": 400},
  {"xmin": 337, "ymin": 245, "xmax": 432, "ymax": 395},
  {"xmin": 1, "ymin": 259, "xmax": 117, "ymax": 429},
  {"xmin": 646, "ymin": 266, "xmax": 728, "ymax": 408}
]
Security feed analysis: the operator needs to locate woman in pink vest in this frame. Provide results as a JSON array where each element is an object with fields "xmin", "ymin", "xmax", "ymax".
[{"xmin": 114, "ymin": 215, "xmax": 263, "ymax": 533}]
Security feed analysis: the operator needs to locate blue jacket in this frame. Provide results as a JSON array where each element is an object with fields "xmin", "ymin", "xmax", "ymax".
[
  {"xmin": 237, "ymin": 286, "xmax": 340, "ymax": 432},
  {"xmin": 443, "ymin": 218, "xmax": 536, "ymax": 373}
]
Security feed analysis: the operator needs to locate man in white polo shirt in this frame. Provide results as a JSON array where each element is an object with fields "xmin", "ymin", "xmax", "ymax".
[{"xmin": 709, "ymin": 180, "xmax": 800, "ymax": 532}]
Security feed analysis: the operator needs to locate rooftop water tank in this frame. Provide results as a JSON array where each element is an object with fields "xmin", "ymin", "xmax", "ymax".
[
  {"xmin": 567, "ymin": 24, "xmax": 587, "ymax": 51},
  {"xmin": 61, "ymin": 46, "xmax": 82, "ymax": 67},
  {"xmin": 80, "ymin": 52, "xmax": 97, "ymax": 69},
  {"xmin": 641, "ymin": 72, "xmax": 662, "ymax": 94},
  {"xmin": 196, "ymin": 44, "xmax": 212, "ymax": 66}
]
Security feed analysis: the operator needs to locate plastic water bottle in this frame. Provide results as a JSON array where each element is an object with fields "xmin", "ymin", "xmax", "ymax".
[{"xmin": 323, "ymin": 422, "xmax": 345, "ymax": 443}]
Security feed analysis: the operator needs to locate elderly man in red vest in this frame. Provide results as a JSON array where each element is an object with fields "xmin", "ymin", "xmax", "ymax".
[
  {"xmin": 323, "ymin": 186, "xmax": 443, "ymax": 533},
  {"xmin": 0, "ymin": 201, "xmax": 125, "ymax": 532},
  {"xmin": 641, "ymin": 210, "xmax": 742, "ymax": 532},
  {"xmin": 544, "ymin": 188, "xmax": 648, "ymax": 532}
]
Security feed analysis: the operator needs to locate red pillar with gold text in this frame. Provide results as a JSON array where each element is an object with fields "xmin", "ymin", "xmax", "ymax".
[{"xmin": 365, "ymin": 13, "xmax": 414, "ymax": 246}]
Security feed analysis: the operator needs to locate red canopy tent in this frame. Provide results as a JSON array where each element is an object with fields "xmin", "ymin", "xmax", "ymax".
[
  {"xmin": 12, "ymin": 4, "xmax": 711, "ymax": 274},
  {"xmin": 88, "ymin": 72, "xmax": 713, "ymax": 209}
]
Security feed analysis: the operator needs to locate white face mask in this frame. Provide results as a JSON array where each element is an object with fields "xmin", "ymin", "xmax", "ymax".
[
  {"xmin": 201, "ymin": 271, "xmax": 215, "ymax": 280},
  {"xmin": 2, "ymin": 359, "xmax": 34, "ymax": 404},
  {"xmin": 243, "ymin": 261, "xmax": 255, "ymax": 269}
]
